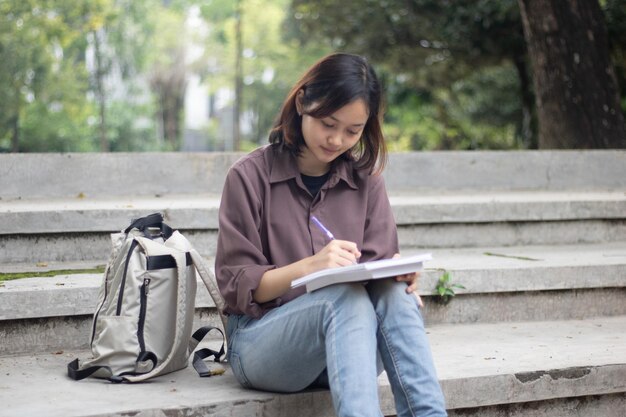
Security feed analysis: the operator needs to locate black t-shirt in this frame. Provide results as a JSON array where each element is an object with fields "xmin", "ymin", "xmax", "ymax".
[{"xmin": 301, "ymin": 172, "xmax": 330, "ymax": 197}]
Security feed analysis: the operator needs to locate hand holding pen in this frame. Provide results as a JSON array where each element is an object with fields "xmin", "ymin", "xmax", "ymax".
[
  {"xmin": 310, "ymin": 216, "xmax": 361, "ymax": 268},
  {"xmin": 310, "ymin": 216, "xmax": 421, "ymax": 306}
]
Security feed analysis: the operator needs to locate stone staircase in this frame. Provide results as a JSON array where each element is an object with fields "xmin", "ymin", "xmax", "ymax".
[{"xmin": 0, "ymin": 150, "xmax": 625, "ymax": 417}]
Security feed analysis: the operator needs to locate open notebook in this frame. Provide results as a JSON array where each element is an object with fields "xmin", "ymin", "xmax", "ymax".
[{"xmin": 291, "ymin": 253, "xmax": 432, "ymax": 293}]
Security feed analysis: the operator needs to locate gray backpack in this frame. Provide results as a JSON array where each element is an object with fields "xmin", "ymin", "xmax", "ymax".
[{"xmin": 68, "ymin": 213, "xmax": 226, "ymax": 382}]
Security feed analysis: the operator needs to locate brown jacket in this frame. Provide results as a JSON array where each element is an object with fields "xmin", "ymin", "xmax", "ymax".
[{"xmin": 215, "ymin": 144, "xmax": 399, "ymax": 318}]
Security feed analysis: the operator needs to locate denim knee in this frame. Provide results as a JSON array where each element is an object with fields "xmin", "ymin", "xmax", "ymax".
[
  {"xmin": 367, "ymin": 279, "xmax": 422, "ymax": 318},
  {"xmin": 313, "ymin": 283, "xmax": 378, "ymax": 325}
]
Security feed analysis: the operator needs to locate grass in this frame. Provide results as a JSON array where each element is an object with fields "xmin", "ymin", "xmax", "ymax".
[{"xmin": 0, "ymin": 266, "xmax": 106, "ymax": 283}]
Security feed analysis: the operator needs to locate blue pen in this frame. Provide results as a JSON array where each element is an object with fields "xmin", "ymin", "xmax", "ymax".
[{"xmin": 311, "ymin": 216, "xmax": 335, "ymax": 241}]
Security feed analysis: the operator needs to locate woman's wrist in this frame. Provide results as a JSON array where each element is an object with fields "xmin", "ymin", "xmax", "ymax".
[
  {"xmin": 254, "ymin": 257, "xmax": 313, "ymax": 303},
  {"xmin": 296, "ymin": 256, "xmax": 314, "ymax": 279}
]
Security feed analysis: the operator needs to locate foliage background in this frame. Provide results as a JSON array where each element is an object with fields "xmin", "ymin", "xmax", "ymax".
[{"xmin": 1, "ymin": 0, "xmax": 624, "ymax": 152}]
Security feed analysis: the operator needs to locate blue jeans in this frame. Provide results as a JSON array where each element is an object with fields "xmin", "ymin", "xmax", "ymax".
[{"xmin": 226, "ymin": 279, "xmax": 447, "ymax": 417}]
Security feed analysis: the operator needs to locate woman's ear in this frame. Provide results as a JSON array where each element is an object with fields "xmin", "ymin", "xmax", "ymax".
[{"xmin": 295, "ymin": 89, "xmax": 304, "ymax": 116}]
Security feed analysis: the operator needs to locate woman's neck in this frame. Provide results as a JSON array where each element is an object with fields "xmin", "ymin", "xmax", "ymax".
[{"xmin": 296, "ymin": 149, "xmax": 331, "ymax": 176}]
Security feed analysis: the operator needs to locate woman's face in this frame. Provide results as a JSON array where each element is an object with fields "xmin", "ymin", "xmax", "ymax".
[{"xmin": 297, "ymin": 98, "xmax": 369, "ymax": 176}]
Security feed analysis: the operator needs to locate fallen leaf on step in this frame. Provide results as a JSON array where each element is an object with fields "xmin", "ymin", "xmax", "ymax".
[
  {"xmin": 77, "ymin": 192, "xmax": 86, "ymax": 199},
  {"xmin": 483, "ymin": 252, "xmax": 542, "ymax": 261},
  {"xmin": 55, "ymin": 283, "xmax": 65, "ymax": 286},
  {"xmin": 54, "ymin": 351, "xmax": 64, "ymax": 355},
  {"xmin": 36, "ymin": 262, "xmax": 48, "ymax": 267}
]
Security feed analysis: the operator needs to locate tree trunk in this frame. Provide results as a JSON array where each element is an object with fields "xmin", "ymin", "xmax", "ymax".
[
  {"xmin": 513, "ymin": 55, "xmax": 537, "ymax": 149},
  {"xmin": 150, "ymin": 49, "xmax": 186, "ymax": 151},
  {"xmin": 93, "ymin": 29, "xmax": 109, "ymax": 152},
  {"xmin": 11, "ymin": 85, "xmax": 20, "ymax": 152},
  {"xmin": 162, "ymin": 79, "xmax": 185, "ymax": 150},
  {"xmin": 233, "ymin": 0, "xmax": 243, "ymax": 151},
  {"xmin": 518, "ymin": 0, "xmax": 625, "ymax": 148},
  {"xmin": 10, "ymin": 114, "xmax": 19, "ymax": 153}
]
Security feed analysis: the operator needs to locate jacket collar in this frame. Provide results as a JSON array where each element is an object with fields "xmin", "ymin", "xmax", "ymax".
[{"xmin": 269, "ymin": 144, "xmax": 358, "ymax": 190}]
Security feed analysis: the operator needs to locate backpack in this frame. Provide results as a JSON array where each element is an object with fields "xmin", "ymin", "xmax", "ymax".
[{"xmin": 67, "ymin": 213, "xmax": 226, "ymax": 383}]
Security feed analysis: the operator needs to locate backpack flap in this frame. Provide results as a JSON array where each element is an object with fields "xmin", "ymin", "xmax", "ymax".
[
  {"xmin": 121, "ymin": 237, "xmax": 196, "ymax": 382},
  {"xmin": 69, "ymin": 233, "xmax": 153, "ymax": 381}
]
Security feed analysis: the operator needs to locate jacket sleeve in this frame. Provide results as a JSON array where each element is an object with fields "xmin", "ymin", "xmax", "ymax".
[
  {"xmin": 215, "ymin": 165, "xmax": 278, "ymax": 318},
  {"xmin": 359, "ymin": 174, "xmax": 400, "ymax": 262}
]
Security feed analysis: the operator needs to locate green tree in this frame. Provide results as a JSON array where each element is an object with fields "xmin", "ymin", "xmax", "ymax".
[
  {"xmin": 0, "ymin": 0, "xmax": 98, "ymax": 151},
  {"xmin": 237, "ymin": 0, "xmax": 330, "ymax": 145},
  {"xmin": 288, "ymin": 0, "xmax": 532, "ymax": 150},
  {"xmin": 289, "ymin": 0, "xmax": 626, "ymax": 150},
  {"xmin": 0, "ymin": 0, "xmax": 168, "ymax": 153},
  {"xmin": 0, "ymin": 0, "xmax": 47, "ymax": 151},
  {"xmin": 0, "ymin": 0, "xmax": 123, "ymax": 152},
  {"xmin": 89, "ymin": 0, "xmax": 162, "ymax": 151},
  {"xmin": 195, "ymin": 0, "xmax": 330, "ymax": 150}
]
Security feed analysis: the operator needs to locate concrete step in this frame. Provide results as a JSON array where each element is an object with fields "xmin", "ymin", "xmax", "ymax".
[
  {"xmin": 3, "ymin": 191, "xmax": 625, "ymax": 235},
  {"xmin": 2, "ymin": 242, "xmax": 625, "ymax": 355},
  {"xmin": 1, "ymin": 190, "xmax": 624, "ymax": 263},
  {"xmin": 0, "ymin": 316, "xmax": 624, "ymax": 417},
  {"xmin": 2, "ymin": 151, "xmax": 625, "ymax": 200}
]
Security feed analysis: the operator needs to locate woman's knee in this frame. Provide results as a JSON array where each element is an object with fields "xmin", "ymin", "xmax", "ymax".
[
  {"xmin": 312, "ymin": 283, "xmax": 378, "ymax": 327},
  {"xmin": 368, "ymin": 278, "xmax": 405, "ymax": 300},
  {"xmin": 368, "ymin": 279, "xmax": 422, "ymax": 317}
]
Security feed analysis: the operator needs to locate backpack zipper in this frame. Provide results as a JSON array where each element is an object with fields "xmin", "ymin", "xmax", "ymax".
[
  {"xmin": 90, "ymin": 270, "xmax": 110, "ymax": 347},
  {"xmin": 116, "ymin": 240, "xmax": 139, "ymax": 316},
  {"xmin": 90, "ymin": 239, "xmax": 139, "ymax": 344},
  {"xmin": 137, "ymin": 277, "xmax": 151, "ymax": 352}
]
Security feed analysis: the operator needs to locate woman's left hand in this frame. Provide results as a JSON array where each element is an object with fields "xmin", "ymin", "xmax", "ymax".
[{"xmin": 393, "ymin": 253, "xmax": 424, "ymax": 308}]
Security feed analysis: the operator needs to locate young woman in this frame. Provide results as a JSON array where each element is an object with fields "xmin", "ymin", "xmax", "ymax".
[{"xmin": 215, "ymin": 53, "xmax": 447, "ymax": 417}]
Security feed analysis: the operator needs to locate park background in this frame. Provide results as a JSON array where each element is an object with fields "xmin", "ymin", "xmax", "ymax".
[
  {"xmin": 1, "ymin": 0, "xmax": 625, "ymax": 154},
  {"xmin": 1, "ymin": 2, "xmax": 626, "ymax": 415}
]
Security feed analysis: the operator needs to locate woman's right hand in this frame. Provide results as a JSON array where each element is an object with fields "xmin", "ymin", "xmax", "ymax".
[
  {"xmin": 305, "ymin": 240, "xmax": 361, "ymax": 274},
  {"xmin": 255, "ymin": 240, "xmax": 361, "ymax": 303}
]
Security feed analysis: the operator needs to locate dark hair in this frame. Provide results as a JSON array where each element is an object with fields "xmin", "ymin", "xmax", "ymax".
[{"xmin": 269, "ymin": 53, "xmax": 387, "ymax": 174}]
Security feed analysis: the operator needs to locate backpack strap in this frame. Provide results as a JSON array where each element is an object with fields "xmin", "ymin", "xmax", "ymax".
[
  {"xmin": 67, "ymin": 359, "xmax": 111, "ymax": 381},
  {"xmin": 189, "ymin": 249, "xmax": 228, "ymax": 333},
  {"xmin": 68, "ymin": 353, "xmax": 158, "ymax": 382},
  {"xmin": 189, "ymin": 326, "xmax": 226, "ymax": 377},
  {"xmin": 125, "ymin": 212, "xmax": 173, "ymax": 239}
]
